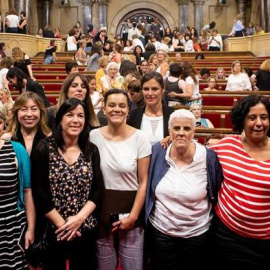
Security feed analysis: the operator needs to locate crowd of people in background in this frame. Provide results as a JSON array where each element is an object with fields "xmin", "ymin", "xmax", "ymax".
[{"xmin": 0, "ymin": 6, "xmax": 270, "ymax": 270}]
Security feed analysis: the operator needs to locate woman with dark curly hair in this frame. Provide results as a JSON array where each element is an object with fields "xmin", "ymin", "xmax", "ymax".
[{"xmin": 210, "ymin": 94, "xmax": 270, "ymax": 269}]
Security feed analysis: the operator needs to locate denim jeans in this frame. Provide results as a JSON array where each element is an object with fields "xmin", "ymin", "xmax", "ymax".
[
  {"xmin": 43, "ymin": 55, "xmax": 55, "ymax": 64},
  {"xmin": 97, "ymin": 226, "xmax": 144, "ymax": 270}
]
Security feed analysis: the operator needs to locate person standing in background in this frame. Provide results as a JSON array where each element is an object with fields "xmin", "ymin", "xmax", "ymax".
[
  {"xmin": 18, "ymin": 11, "xmax": 27, "ymax": 34},
  {"xmin": 229, "ymin": 14, "xmax": 245, "ymax": 37},
  {"xmin": 5, "ymin": 8, "xmax": 19, "ymax": 33}
]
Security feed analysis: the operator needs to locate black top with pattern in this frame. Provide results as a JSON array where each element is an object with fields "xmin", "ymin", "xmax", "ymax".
[{"xmin": 48, "ymin": 137, "xmax": 97, "ymax": 231}]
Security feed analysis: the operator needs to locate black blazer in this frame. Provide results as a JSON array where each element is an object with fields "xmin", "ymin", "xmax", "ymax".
[{"xmin": 127, "ymin": 104, "xmax": 174, "ymax": 138}]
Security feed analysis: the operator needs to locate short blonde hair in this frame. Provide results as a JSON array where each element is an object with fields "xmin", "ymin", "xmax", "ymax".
[{"xmin": 231, "ymin": 60, "xmax": 242, "ymax": 74}]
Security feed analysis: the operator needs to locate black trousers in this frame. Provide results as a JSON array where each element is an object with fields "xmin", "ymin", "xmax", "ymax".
[
  {"xmin": 208, "ymin": 46, "xmax": 220, "ymax": 51},
  {"xmin": 211, "ymin": 216, "xmax": 270, "ymax": 270},
  {"xmin": 44, "ymin": 229, "xmax": 97, "ymax": 270},
  {"xmin": 148, "ymin": 222, "xmax": 210, "ymax": 270}
]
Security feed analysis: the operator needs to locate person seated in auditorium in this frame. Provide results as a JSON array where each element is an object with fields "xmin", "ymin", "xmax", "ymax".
[
  {"xmin": 215, "ymin": 67, "xmax": 228, "ymax": 80},
  {"xmin": 123, "ymin": 39, "xmax": 133, "ymax": 52},
  {"xmin": 54, "ymin": 27, "xmax": 63, "ymax": 39},
  {"xmin": 75, "ymin": 40, "xmax": 88, "ymax": 66},
  {"xmin": 254, "ymin": 25, "xmax": 265, "ymax": 35},
  {"xmin": 198, "ymin": 68, "xmax": 211, "ymax": 80},
  {"xmin": 190, "ymin": 103, "xmax": 214, "ymax": 128},
  {"xmin": 94, "ymin": 27, "xmax": 108, "ymax": 48},
  {"xmin": 43, "ymin": 40, "xmax": 57, "ymax": 64},
  {"xmin": 245, "ymin": 22, "xmax": 255, "ymax": 36},
  {"xmin": 184, "ymin": 33, "xmax": 194, "ymax": 52},
  {"xmin": 255, "ymin": 59, "xmax": 270, "ymax": 91},
  {"xmin": 199, "ymin": 30, "xmax": 209, "ymax": 51},
  {"xmin": 159, "ymin": 37, "xmax": 171, "ymax": 52},
  {"xmin": 36, "ymin": 28, "xmax": 43, "ymax": 38},
  {"xmin": 172, "ymin": 32, "xmax": 185, "ymax": 52},
  {"xmin": 98, "ymin": 62, "xmax": 124, "ymax": 94},
  {"xmin": 226, "ymin": 60, "xmax": 252, "ymax": 91},
  {"xmin": 208, "ymin": 29, "xmax": 223, "ymax": 51},
  {"xmin": 65, "ymin": 61, "xmax": 79, "ymax": 74},
  {"xmin": 203, "ymin": 76, "xmax": 218, "ymax": 91},
  {"xmin": 43, "ymin": 25, "xmax": 54, "ymax": 38},
  {"xmin": 86, "ymin": 43, "xmax": 103, "ymax": 72}
]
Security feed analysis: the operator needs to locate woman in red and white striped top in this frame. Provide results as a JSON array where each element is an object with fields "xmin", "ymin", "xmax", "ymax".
[{"xmin": 211, "ymin": 94, "xmax": 270, "ymax": 269}]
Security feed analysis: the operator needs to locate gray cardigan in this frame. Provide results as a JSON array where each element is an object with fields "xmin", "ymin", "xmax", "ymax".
[{"xmin": 145, "ymin": 142, "xmax": 223, "ymax": 224}]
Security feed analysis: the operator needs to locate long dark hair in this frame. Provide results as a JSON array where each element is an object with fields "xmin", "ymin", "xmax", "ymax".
[
  {"xmin": 54, "ymin": 98, "xmax": 92, "ymax": 160},
  {"xmin": 6, "ymin": 67, "xmax": 30, "ymax": 91}
]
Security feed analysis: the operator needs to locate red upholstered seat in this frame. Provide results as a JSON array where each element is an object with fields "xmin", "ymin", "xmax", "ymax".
[{"xmin": 202, "ymin": 96, "xmax": 236, "ymax": 106}]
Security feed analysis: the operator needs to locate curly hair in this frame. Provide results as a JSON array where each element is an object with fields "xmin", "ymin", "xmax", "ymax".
[
  {"xmin": 230, "ymin": 95, "xmax": 270, "ymax": 134},
  {"xmin": 12, "ymin": 47, "xmax": 25, "ymax": 62},
  {"xmin": 5, "ymin": 92, "xmax": 50, "ymax": 139}
]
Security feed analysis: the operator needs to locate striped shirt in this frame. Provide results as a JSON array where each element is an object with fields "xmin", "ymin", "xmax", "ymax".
[{"xmin": 211, "ymin": 135, "xmax": 270, "ymax": 239}]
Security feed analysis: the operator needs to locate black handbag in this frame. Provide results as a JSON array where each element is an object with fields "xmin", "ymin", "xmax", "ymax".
[{"xmin": 25, "ymin": 224, "xmax": 49, "ymax": 267}]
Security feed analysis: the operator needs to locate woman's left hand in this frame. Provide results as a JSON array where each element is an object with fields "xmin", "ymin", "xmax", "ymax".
[
  {"xmin": 55, "ymin": 215, "xmax": 83, "ymax": 241},
  {"xmin": 113, "ymin": 216, "xmax": 136, "ymax": 231},
  {"xmin": 24, "ymin": 229, "xmax": 34, "ymax": 249}
]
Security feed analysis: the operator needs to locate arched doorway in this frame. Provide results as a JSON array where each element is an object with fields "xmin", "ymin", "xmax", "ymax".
[
  {"xmin": 108, "ymin": 2, "xmax": 177, "ymax": 38},
  {"xmin": 115, "ymin": 9, "xmax": 170, "ymax": 38}
]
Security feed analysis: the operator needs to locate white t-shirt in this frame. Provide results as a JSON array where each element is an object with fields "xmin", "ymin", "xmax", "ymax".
[
  {"xmin": 226, "ymin": 73, "xmax": 252, "ymax": 91},
  {"xmin": 90, "ymin": 91, "xmax": 102, "ymax": 115},
  {"xmin": 6, "ymin": 14, "xmax": 19, "ymax": 28},
  {"xmin": 0, "ymin": 68, "xmax": 8, "ymax": 88},
  {"xmin": 186, "ymin": 75, "xmax": 200, "ymax": 97},
  {"xmin": 67, "ymin": 36, "xmax": 77, "ymax": 51},
  {"xmin": 90, "ymin": 129, "xmax": 151, "ymax": 190},
  {"xmin": 140, "ymin": 114, "xmax": 164, "ymax": 145},
  {"xmin": 150, "ymin": 141, "xmax": 212, "ymax": 238}
]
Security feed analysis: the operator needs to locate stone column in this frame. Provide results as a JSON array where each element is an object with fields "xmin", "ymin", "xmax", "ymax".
[
  {"xmin": 192, "ymin": 0, "xmax": 204, "ymax": 33},
  {"xmin": 43, "ymin": 0, "xmax": 51, "ymax": 28},
  {"xmin": 237, "ymin": 0, "xmax": 246, "ymax": 23},
  {"xmin": 97, "ymin": 0, "xmax": 109, "ymax": 29},
  {"xmin": 177, "ymin": 0, "xmax": 189, "ymax": 33},
  {"xmin": 82, "ymin": 0, "xmax": 94, "ymax": 33},
  {"xmin": 15, "ymin": 0, "xmax": 25, "ymax": 13},
  {"xmin": 260, "ymin": 0, "xmax": 269, "ymax": 32}
]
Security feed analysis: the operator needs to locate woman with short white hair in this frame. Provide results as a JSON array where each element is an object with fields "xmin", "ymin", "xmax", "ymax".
[
  {"xmin": 99, "ymin": 62, "xmax": 124, "ymax": 94},
  {"xmin": 145, "ymin": 109, "xmax": 223, "ymax": 269}
]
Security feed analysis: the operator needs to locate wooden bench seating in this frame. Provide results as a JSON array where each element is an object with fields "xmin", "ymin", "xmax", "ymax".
[{"xmin": 194, "ymin": 128, "xmax": 236, "ymax": 145}]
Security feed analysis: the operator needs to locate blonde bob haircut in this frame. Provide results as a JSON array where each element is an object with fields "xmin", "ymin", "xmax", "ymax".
[
  {"xmin": 231, "ymin": 60, "xmax": 243, "ymax": 74},
  {"xmin": 168, "ymin": 109, "xmax": 196, "ymax": 128},
  {"xmin": 5, "ymin": 92, "xmax": 51, "ymax": 139}
]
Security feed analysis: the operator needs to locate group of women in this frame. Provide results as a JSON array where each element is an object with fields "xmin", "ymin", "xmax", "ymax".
[{"xmin": 0, "ymin": 55, "xmax": 270, "ymax": 270}]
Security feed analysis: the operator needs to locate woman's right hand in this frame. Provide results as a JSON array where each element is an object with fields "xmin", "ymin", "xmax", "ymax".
[{"xmin": 160, "ymin": 136, "xmax": 172, "ymax": 149}]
